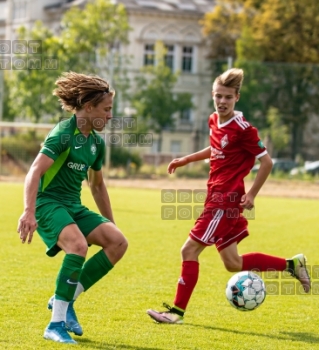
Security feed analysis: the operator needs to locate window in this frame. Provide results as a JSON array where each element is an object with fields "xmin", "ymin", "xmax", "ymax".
[
  {"xmin": 170, "ymin": 140, "xmax": 181, "ymax": 154},
  {"xmin": 165, "ymin": 45, "xmax": 174, "ymax": 70},
  {"xmin": 12, "ymin": 1, "xmax": 27, "ymax": 19},
  {"xmin": 151, "ymin": 140, "xmax": 158, "ymax": 153},
  {"xmin": 144, "ymin": 44, "xmax": 155, "ymax": 66},
  {"xmin": 182, "ymin": 46, "xmax": 193, "ymax": 72},
  {"xmin": 0, "ymin": 2, "xmax": 7, "ymax": 21},
  {"xmin": 144, "ymin": 43, "xmax": 175, "ymax": 69},
  {"xmin": 180, "ymin": 108, "xmax": 192, "ymax": 123}
]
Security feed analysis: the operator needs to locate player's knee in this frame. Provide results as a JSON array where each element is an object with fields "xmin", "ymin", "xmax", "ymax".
[
  {"xmin": 181, "ymin": 244, "xmax": 190, "ymax": 259},
  {"xmin": 223, "ymin": 259, "xmax": 241, "ymax": 272},
  {"xmin": 112, "ymin": 235, "xmax": 128, "ymax": 260},
  {"xmin": 181, "ymin": 245, "xmax": 197, "ymax": 260},
  {"xmin": 72, "ymin": 240, "xmax": 88, "ymax": 257},
  {"xmin": 119, "ymin": 236, "xmax": 128, "ymax": 255}
]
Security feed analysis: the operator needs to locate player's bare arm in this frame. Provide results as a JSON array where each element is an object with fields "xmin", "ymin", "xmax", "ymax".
[
  {"xmin": 17, "ymin": 153, "xmax": 54, "ymax": 243},
  {"xmin": 167, "ymin": 146, "xmax": 211, "ymax": 174},
  {"xmin": 241, "ymin": 154, "xmax": 273, "ymax": 209},
  {"xmin": 88, "ymin": 168, "xmax": 115, "ymax": 223}
]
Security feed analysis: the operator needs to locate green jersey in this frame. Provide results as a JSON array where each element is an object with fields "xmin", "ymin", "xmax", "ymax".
[{"xmin": 38, "ymin": 115, "xmax": 105, "ymax": 203}]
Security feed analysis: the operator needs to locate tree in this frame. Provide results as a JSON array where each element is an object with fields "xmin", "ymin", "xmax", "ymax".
[
  {"xmin": 234, "ymin": 60, "xmax": 272, "ymax": 129},
  {"xmin": 202, "ymin": 0, "xmax": 319, "ymax": 159},
  {"xmin": 60, "ymin": 0, "xmax": 130, "ymax": 75},
  {"xmin": 60, "ymin": 0, "xmax": 132, "ymax": 118},
  {"xmin": 130, "ymin": 42, "xmax": 193, "ymax": 152},
  {"xmin": 5, "ymin": 0, "xmax": 131, "ymax": 123},
  {"xmin": 200, "ymin": 0, "xmax": 244, "ymax": 60},
  {"xmin": 2, "ymin": 73, "xmax": 15, "ymax": 121},
  {"xmin": 7, "ymin": 22, "xmax": 64, "ymax": 123},
  {"xmin": 200, "ymin": 0, "xmax": 266, "ymax": 60},
  {"xmin": 246, "ymin": 0, "xmax": 319, "ymax": 64},
  {"xmin": 259, "ymin": 107, "xmax": 290, "ymax": 157},
  {"xmin": 236, "ymin": 0, "xmax": 319, "ymax": 158}
]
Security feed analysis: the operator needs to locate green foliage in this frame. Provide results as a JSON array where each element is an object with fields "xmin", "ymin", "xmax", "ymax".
[
  {"xmin": 202, "ymin": 0, "xmax": 319, "ymax": 159},
  {"xmin": 1, "ymin": 183, "xmax": 319, "ymax": 349},
  {"xmin": 131, "ymin": 41, "xmax": 193, "ymax": 151},
  {"xmin": 174, "ymin": 161, "xmax": 210, "ymax": 179},
  {"xmin": 136, "ymin": 161, "xmax": 209, "ymax": 179},
  {"xmin": 234, "ymin": 60, "xmax": 272, "ymax": 128},
  {"xmin": 260, "ymin": 107, "xmax": 289, "ymax": 156},
  {"xmin": 203, "ymin": 0, "xmax": 319, "ymax": 64},
  {"xmin": 1, "ymin": 130, "xmax": 44, "ymax": 163},
  {"xmin": 248, "ymin": 0, "xmax": 319, "ymax": 64},
  {"xmin": 110, "ymin": 146, "xmax": 142, "ymax": 170},
  {"xmin": 236, "ymin": 26, "xmax": 263, "ymax": 61},
  {"xmin": 5, "ymin": 0, "xmax": 131, "ymax": 123},
  {"xmin": 7, "ymin": 22, "xmax": 64, "ymax": 123},
  {"xmin": 60, "ymin": 0, "xmax": 130, "ymax": 74},
  {"xmin": 200, "ymin": 0, "xmax": 244, "ymax": 59},
  {"xmin": 2, "ymin": 72, "xmax": 15, "ymax": 121}
]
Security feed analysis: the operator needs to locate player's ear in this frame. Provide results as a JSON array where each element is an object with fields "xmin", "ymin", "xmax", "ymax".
[
  {"xmin": 236, "ymin": 93, "xmax": 240, "ymax": 102},
  {"xmin": 84, "ymin": 102, "xmax": 92, "ymax": 113}
]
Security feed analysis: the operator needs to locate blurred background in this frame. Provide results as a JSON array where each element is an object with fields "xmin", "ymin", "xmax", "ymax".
[{"xmin": 0, "ymin": 0, "xmax": 318, "ymax": 181}]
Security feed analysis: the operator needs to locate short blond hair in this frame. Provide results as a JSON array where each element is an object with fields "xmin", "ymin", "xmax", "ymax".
[
  {"xmin": 213, "ymin": 68, "xmax": 244, "ymax": 94},
  {"xmin": 53, "ymin": 71, "xmax": 114, "ymax": 112}
]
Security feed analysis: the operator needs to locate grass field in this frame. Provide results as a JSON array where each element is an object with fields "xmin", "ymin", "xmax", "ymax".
[{"xmin": 1, "ymin": 182, "xmax": 319, "ymax": 350}]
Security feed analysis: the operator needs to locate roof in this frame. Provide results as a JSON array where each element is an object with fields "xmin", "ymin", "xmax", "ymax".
[
  {"xmin": 44, "ymin": 0, "xmax": 215, "ymax": 15},
  {"xmin": 115, "ymin": 0, "xmax": 215, "ymax": 14}
]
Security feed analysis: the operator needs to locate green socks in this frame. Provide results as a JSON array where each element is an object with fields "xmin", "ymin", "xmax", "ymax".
[
  {"xmin": 55, "ymin": 254, "xmax": 85, "ymax": 301},
  {"xmin": 79, "ymin": 250, "xmax": 113, "ymax": 291},
  {"xmin": 55, "ymin": 250, "xmax": 114, "ymax": 301}
]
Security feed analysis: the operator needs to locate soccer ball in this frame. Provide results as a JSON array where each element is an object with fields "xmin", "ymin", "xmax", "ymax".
[{"xmin": 225, "ymin": 271, "xmax": 266, "ymax": 311}]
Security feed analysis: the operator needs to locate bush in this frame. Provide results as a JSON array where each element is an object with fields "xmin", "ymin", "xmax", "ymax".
[
  {"xmin": 175, "ymin": 161, "xmax": 210, "ymax": 178},
  {"xmin": 110, "ymin": 147, "xmax": 142, "ymax": 170},
  {"xmin": 2, "ymin": 130, "xmax": 45, "ymax": 164}
]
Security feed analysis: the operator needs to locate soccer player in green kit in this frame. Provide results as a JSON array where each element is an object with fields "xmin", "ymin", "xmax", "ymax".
[{"xmin": 17, "ymin": 72, "xmax": 128, "ymax": 344}]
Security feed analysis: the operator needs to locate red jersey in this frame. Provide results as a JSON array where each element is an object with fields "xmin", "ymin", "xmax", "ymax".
[{"xmin": 206, "ymin": 111, "xmax": 267, "ymax": 208}]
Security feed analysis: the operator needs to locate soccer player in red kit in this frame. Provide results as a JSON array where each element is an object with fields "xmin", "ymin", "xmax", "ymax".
[{"xmin": 147, "ymin": 68, "xmax": 311, "ymax": 324}]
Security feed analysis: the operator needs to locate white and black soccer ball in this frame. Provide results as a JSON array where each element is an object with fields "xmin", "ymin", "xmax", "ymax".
[{"xmin": 225, "ymin": 271, "xmax": 266, "ymax": 311}]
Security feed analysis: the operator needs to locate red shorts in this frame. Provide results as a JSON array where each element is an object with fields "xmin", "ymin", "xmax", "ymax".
[{"xmin": 189, "ymin": 206, "xmax": 248, "ymax": 252}]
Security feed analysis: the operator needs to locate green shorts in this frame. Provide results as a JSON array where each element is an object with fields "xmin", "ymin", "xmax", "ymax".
[{"xmin": 35, "ymin": 198, "xmax": 109, "ymax": 257}]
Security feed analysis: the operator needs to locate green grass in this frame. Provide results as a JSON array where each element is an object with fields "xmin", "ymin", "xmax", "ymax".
[{"xmin": 1, "ymin": 182, "xmax": 319, "ymax": 349}]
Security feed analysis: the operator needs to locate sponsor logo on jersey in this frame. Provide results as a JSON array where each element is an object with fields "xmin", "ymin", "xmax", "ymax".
[
  {"xmin": 220, "ymin": 134, "xmax": 229, "ymax": 149},
  {"xmin": 67, "ymin": 162, "xmax": 88, "ymax": 171},
  {"xmin": 91, "ymin": 144, "xmax": 97, "ymax": 155},
  {"xmin": 211, "ymin": 146, "xmax": 225, "ymax": 159},
  {"xmin": 258, "ymin": 140, "xmax": 265, "ymax": 149}
]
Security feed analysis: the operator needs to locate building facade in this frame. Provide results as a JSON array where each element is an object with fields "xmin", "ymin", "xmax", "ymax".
[
  {"xmin": 0, "ymin": 0, "xmax": 216, "ymax": 163},
  {"xmin": 117, "ymin": 0, "xmax": 215, "ymax": 158}
]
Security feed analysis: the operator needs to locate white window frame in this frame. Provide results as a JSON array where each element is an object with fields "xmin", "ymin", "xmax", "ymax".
[
  {"xmin": 12, "ymin": 0, "xmax": 27, "ymax": 20},
  {"xmin": 144, "ymin": 43, "xmax": 155, "ymax": 66},
  {"xmin": 164, "ymin": 44, "xmax": 175, "ymax": 71},
  {"xmin": 170, "ymin": 140, "xmax": 182, "ymax": 154},
  {"xmin": 181, "ymin": 46, "xmax": 193, "ymax": 73}
]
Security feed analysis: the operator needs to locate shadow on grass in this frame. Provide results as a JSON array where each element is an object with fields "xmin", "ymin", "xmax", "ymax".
[
  {"xmin": 77, "ymin": 338, "xmax": 164, "ymax": 350},
  {"xmin": 280, "ymin": 331, "xmax": 319, "ymax": 344},
  {"xmin": 188, "ymin": 324, "xmax": 319, "ymax": 344}
]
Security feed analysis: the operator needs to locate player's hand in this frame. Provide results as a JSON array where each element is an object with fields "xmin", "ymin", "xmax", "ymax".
[
  {"xmin": 239, "ymin": 193, "xmax": 255, "ymax": 210},
  {"xmin": 17, "ymin": 211, "xmax": 38, "ymax": 244},
  {"xmin": 167, "ymin": 157, "xmax": 188, "ymax": 174}
]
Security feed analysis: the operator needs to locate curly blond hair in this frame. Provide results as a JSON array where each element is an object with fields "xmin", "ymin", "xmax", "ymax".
[
  {"xmin": 53, "ymin": 71, "xmax": 115, "ymax": 112},
  {"xmin": 213, "ymin": 68, "xmax": 244, "ymax": 94}
]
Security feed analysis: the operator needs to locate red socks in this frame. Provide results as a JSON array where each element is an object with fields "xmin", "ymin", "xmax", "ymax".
[
  {"xmin": 242, "ymin": 252, "xmax": 287, "ymax": 271},
  {"xmin": 172, "ymin": 254, "xmax": 286, "ymax": 312},
  {"xmin": 173, "ymin": 261, "xmax": 199, "ymax": 311}
]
